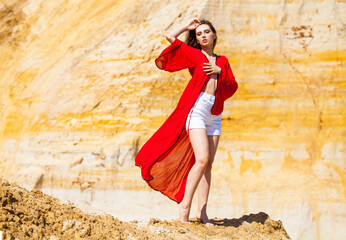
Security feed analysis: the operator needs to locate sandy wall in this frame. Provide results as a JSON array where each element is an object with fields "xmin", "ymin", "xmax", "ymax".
[{"xmin": 0, "ymin": 0, "xmax": 345, "ymax": 239}]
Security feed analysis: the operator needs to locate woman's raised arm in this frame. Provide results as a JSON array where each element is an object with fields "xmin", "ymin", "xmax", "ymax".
[{"xmin": 166, "ymin": 19, "xmax": 201, "ymax": 44}]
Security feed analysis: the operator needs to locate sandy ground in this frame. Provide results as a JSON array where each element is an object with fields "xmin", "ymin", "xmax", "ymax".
[{"xmin": 0, "ymin": 178, "xmax": 291, "ymax": 240}]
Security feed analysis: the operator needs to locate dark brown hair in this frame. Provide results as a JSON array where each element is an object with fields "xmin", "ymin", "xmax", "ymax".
[{"xmin": 185, "ymin": 19, "xmax": 217, "ymax": 50}]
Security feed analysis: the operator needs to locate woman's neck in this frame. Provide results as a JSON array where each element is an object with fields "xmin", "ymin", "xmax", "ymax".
[{"xmin": 201, "ymin": 47, "xmax": 215, "ymax": 57}]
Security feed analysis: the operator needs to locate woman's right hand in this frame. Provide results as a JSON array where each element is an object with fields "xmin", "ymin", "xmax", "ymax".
[
  {"xmin": 166, "ymin": 19, "xmax": 201, "ymax": 44},
  {"xmin": 186, "ymin": 19, "xmax": 201, "ymax": 31}
]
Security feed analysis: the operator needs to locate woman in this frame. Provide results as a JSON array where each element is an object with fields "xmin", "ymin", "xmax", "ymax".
[{"xmin": 135, "ymin": 19, "xmax": 238, "ymax": 225}]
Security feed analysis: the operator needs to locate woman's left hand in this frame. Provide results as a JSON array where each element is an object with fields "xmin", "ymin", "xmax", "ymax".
[{"xmin": 203, "ymin": 62, "xmax": 221, "ymax": 75}]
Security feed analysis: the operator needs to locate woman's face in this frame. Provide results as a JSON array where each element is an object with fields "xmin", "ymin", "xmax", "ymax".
[{"xmin": 195, "ymin": 24, "xmax": 216, "ymax": 48}]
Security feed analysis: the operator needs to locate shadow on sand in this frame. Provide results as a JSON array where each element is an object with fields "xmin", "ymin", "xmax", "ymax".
[{"xmin": 192, "ymin": 211, "xmax": 269, "ymax": 227}]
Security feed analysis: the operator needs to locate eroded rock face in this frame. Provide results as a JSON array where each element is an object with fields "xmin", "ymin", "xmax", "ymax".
[{"xmin": 0, "ymin": 1, "xmax": 344, "ymax": 240}]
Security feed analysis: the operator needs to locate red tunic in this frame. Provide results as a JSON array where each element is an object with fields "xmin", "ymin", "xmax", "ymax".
[{"xmin": 135, "ymin": 38, "xmax": 238, "ymax": 203}]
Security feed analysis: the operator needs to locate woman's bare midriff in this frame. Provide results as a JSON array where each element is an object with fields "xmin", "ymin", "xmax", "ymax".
[{"xmin": 201, "ymin": 73, "xmax": 218, "ymax": 96}]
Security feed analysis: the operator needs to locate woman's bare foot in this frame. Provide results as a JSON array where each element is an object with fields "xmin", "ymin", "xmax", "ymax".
[
  {"xmin": 179, "ymin": 202, "xmax": 191, "ymax": 223},
  {"xmin": 196, "ymin": 212, "xmax": 214, "ymax": 226}
]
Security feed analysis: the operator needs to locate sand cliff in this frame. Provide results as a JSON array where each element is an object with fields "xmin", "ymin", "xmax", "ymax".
[{"xmin": 0, "ymin": 0, "xmax": 345, "ymax": 239}]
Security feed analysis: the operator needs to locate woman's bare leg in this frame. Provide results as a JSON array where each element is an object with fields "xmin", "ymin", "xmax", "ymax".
[
  {"xmin": 196, "ymin": 135, "xmax": 220, "ymax": 225},
  {"xmin": 179, "ymin": 128, "xmax": 209, "ymax": 223}
]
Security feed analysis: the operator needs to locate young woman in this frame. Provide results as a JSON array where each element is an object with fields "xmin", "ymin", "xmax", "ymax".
[{"xmin": 135, "ymin": 19, "xmax": 238, "ymax": 225}]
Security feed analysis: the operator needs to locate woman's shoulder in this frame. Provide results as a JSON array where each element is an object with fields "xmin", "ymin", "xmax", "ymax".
[
  {"xmin": 217, "ymin": 55, "xmax": 230, "ymax": 66},
  {"xmin": 217, "ymin": 55, "xmax": 228, "ymax": 61}
]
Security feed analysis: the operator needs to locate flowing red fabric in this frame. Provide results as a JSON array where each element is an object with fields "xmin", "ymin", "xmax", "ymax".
[{"xmin": 135, "ymin": 38, "xmax": 238, "ymax": 203}]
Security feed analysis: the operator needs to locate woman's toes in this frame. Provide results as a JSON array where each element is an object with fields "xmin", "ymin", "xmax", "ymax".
[
  {"xmin": 197, "ymin": 212, "xmax": 214, "ymax": 226},
  {"xmin": 180, "ymin": 220, "xmax": 192, "ymax": 224},
  {"xmin": 205, "ymin": 222, "xmax": 214, "ymax": 227}
]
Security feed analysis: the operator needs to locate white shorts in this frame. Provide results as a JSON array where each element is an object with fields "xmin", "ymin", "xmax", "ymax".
[{"xmin": 185, "ymin": 92, "xmax": 221, "ymax": 136}]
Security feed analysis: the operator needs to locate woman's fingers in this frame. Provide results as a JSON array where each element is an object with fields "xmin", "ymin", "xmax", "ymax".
[
  {"xmin": 203, "ymin": 69, "xmax": 213, "ymax": 75},
  {"xmin": 203, "ymin": 63, "xmax": 213, "ymax": 71},
  {"xmin": 203, "ymin": 67, "xmax": 217, "ymax": 75},
  {"xmin": 192, "ymin": 18, "xmax": 201, "ymax": 25},
  {"xmin": 203, "ymin": 63, "xmax": 219, "ymax": 75},
  {"xmin": 187, "ymin": 19, "xmax": 201, "ymax": 30},
  {"xmin": 203, "ymin": 63, "xmax": 212, "ymax": 68}
]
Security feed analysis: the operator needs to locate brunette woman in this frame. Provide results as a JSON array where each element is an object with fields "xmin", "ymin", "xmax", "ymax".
[{"xmin": 135, "ymin": 19, "xmax": 238, "ymax": 225}]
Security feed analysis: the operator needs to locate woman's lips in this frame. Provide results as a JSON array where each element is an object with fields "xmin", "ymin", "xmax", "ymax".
[{"xmin": 202, "ymin": 39, "xmax": 207, "ymax": 42}]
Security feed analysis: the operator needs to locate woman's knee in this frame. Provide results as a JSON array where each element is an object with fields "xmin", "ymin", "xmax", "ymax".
[
  {"xmin": 203, "ymin": 156, "xmax": 214, "ymax": 170},
  {"xmin": 206, "ymin": 159, "xmax": 214, "ymax": 171},
  {"xmin": 195, "ymin": 155, "xmax": 209, "ymax": 168}
]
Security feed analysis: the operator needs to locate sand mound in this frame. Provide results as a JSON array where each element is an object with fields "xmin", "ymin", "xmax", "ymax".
[{"xmin": 0, "ymin": 178, "xmax": 291, "ymax": 239}]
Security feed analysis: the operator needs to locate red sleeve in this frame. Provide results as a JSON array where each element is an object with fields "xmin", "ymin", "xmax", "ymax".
[
  {"xmin": 155, "ymin": 38, "xmax": 201, "ymax": 72},
  {"xmin": 188, "ymin": 67, "xmax": 195, "ymax": 76},
  {"xmin": 222, "ymin": 59, "xmax": 238, "ymax": 100}
]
